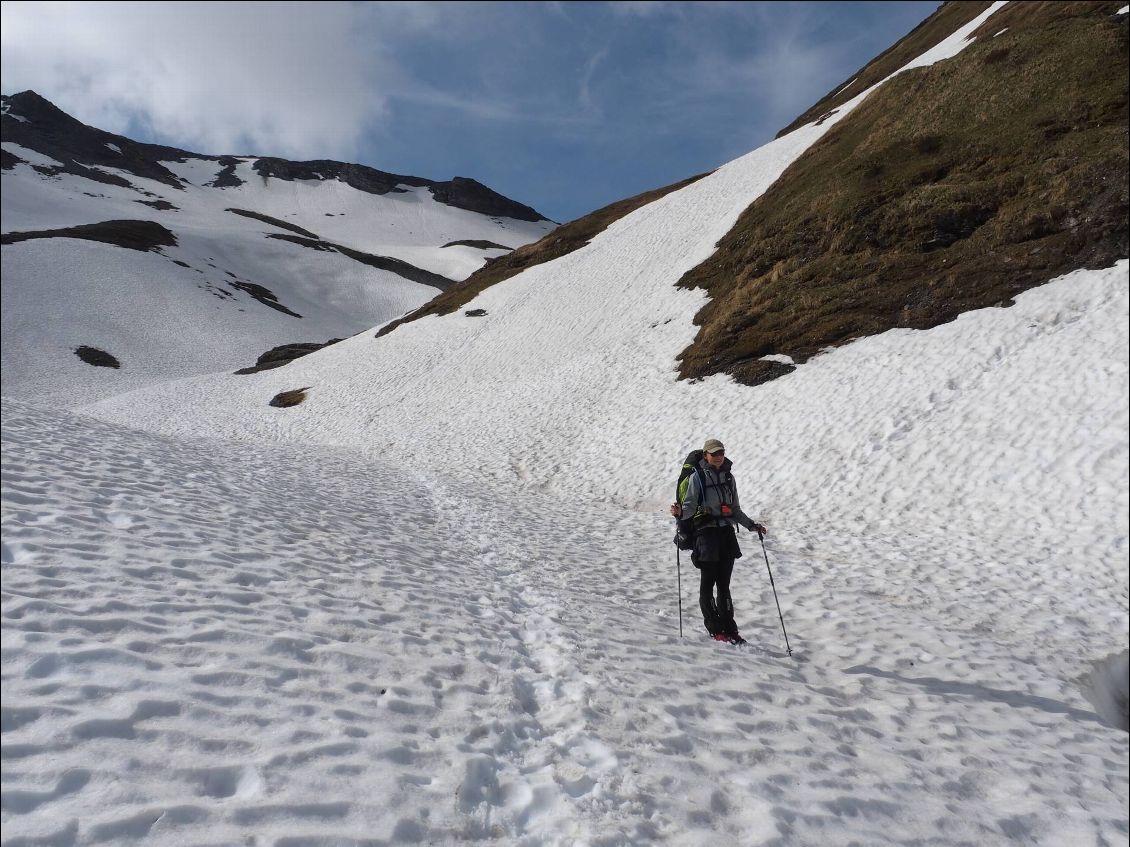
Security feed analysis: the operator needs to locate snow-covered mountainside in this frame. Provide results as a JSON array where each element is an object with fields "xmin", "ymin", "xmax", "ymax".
[
  {"xmin": 1, "ymin": 91, "xmax": 555, "ymax": 405},
  {"xmin": 1, "ymin": 2, "xmax": 1127, "ymax": 845}
]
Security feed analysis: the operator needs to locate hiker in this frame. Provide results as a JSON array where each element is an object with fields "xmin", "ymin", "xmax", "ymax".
[{"xmin": 672, "ymin": 438, "xmax": 766, "ymax": 643}]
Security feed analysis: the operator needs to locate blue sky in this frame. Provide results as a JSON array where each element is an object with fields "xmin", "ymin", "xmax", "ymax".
[{"xmin": 1, "ymin": 1, "xmax": 938, "ymax": 222}]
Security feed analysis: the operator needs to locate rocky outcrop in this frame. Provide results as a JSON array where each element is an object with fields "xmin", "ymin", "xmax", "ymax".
[
  {"xmin": 1, "ymin": 219, "xmax": 177, "ymax": 252},
  {"xmin": 3, "ymin": 92, "xmax": 549, "ymax": 222},
  {"xmin": 74, "ymin": 346, "xmax": 120, "ymax": 368},
  {"xmin": 441, "ymin": 239, "xmax": 513, "ymax": 250},
  {"xmin": 235, "ymin": 340, "xmax": 342, "ymax": 375},
  {"xmin": 250, "ymin": 158, "xmax": 430, "ymax": 195},
  {"xmin": 1, "ymin": 91, "xmax": 206, "ymax": 189},
  {"xmin": 265, "ymin": 234, "xmax": 454, "ymax": 290},
  {"xmin": 226, "ymin": 208, "xmax": 320, "ymax": 238},
  {"xmin": 428, "ymin": 177, "xmax": 547, "ymax": 222}
]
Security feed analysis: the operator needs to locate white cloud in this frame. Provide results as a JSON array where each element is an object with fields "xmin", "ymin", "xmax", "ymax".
[{"xmin": 0, "ymin": 1, "xmax": 415, "ymax": 159}]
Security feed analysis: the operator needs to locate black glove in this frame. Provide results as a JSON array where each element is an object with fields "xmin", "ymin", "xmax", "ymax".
[{"xmin": 674, "ymin": 518, "xmax": 695, "ymax": 550}]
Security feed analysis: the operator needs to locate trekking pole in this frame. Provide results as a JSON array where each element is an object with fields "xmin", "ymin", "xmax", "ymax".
[
  {"xmin": 676, "ymin": 546, "xmax": 684, "ymax": 638},
  {"xmin": 758, "ymin": 532, "xmax": 792, "ymax": 656}
]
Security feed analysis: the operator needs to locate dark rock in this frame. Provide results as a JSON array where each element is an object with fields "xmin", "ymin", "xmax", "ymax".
[
  {"xmin": 465, "ymin": 309, "xmax": 488, "ymax": 317},
  {"xmin": 429, "ymin": 177, "xmax": 547, "ymax": 222},
  {"xmin": 226, "ymin": 208, "xmax": 320, "ymax": 238},
  {"xmin": 75, "ymin": 346, "xmax": 120, "ymax": 368},
  {"xmin": 332, "ymin": 244, "xmax": 454, "ymax": 290},
  {"xmin": 265, "ymin": 233, "xmax": 336, "ymax": 252},
  {"xmin": 257, "ymin": 341, "xmax": 333, "ymax": 366},
  {"xmin": 234, "ymin": 339, "xmax": 342, "ymax": 375},
  {"xmin": 441, "ymin": 240, "xmax": 513, "ymax": 250},
  {"xmin": 252, "ymin": 158, "xmax": 430, "ymax": 195},
  {"xmin": 208, "ymin": 156, "xmax": 245, "ymax": 188},
  {"xmin": 1, "ymin": 219, "xmax": 177, "ymax": 252},
  {"xmin": 135, "ymin": 199, "xmax": 179, "ymax": 211},
  {"xmin": 228, "ymin": 280, "xmax": 302, "ymax": 318},
  {"xmin": 1, "ymin": 91, "xmax": 205, "ymax": 190},
  {"xmin": 269, "ymin": 387, "xmax": 311, "ymax": 408},
  {"xmin": 250, "ymin": 160, "xmax": 549, "ymax": 221},
  {"xmin": 265, "ymin": 234, "xmax": 455, "ymax": 290},
  {"xmin": 1, "ymin": 147, "xmax": 24, "ymax": 170}
]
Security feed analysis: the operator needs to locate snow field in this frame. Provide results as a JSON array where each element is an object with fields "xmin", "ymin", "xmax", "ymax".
[{"xmin": 2, "ymin": 399, "xmax": 1127, "ymax": 845}]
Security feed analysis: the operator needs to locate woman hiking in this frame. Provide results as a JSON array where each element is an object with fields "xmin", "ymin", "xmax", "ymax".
[{"xmin": 673, "ymin": 438, "xmax": 766, "ymax": 644}]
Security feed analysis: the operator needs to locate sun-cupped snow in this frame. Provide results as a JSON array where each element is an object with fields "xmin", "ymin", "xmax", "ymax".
[{"xmin": 4, "ymin": 384, "xmax": 1129, "ymax": 844}]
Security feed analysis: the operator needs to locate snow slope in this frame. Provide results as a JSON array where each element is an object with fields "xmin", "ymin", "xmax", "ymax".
[
  {"xmin": 1, "ymin": 140, "xmax": 554, "ymax": 406},
  {"xmin": 3, "ymin": 1, "xmax": 1128, "ymax": 844}
]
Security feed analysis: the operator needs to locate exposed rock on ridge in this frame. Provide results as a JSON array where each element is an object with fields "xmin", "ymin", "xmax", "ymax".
[
  {"xmin": 1, "ymin": 91, "xmax": 201, "ymax": 190},
  {"xmin": 2, "ymin": 91, "xmax": 549, "ymax": 221}
]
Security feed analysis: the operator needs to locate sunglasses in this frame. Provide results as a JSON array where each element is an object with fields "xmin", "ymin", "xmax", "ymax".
[{"xmin": 708, "ymin": 450, "xmax": 725, "ymax": 457}]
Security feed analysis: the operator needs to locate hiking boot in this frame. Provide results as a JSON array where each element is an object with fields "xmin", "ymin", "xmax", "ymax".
[{"xmin": 713, "ymin": 633, "xmax": 733, "ymax": 642}]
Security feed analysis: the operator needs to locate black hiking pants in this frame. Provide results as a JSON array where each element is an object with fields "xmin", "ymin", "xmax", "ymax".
[
  {"xmin": 692, "ymin": 525, "xmax": 742, "ymax": 636},
  {"xmin": 699, "ymin": 557, "xmax": 737, "ymax": 636}
]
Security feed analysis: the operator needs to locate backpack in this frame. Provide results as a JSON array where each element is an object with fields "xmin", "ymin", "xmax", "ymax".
[{"xmin": 673, "ymin": 450, "xmax": 705, "ymax": 550}]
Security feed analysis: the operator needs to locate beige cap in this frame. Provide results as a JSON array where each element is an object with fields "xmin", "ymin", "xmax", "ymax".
[{"xmin": 702, "ymin": 438, "xmax": 725, "ymax": 454}]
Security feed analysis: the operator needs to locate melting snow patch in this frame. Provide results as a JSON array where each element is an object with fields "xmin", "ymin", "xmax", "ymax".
[
  {"xmin": 1081, "ymin": 650, "xmax": 1129, "ymax": 731},
  {"xmin": 759, "ymin": 353, "xmax": 796, "ymax": 365},
  {"xmin": 2, "ymin": 141, "xmax": 64, "ymax": 168},
  {"xmin": 105, "ymin": 143, "xmax": 123, "ymax": 155},
  {"xmin": 1118, "ymin": 5, "xmax": 1129, "ymax": 15},
  {"xmin": 994, "ymin": 28, "xmax": 1008, "ymax": 37}
]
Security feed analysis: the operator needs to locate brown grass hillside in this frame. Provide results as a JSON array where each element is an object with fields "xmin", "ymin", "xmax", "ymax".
[
  {"xmin": 677, "ymin": 1, "xmax": 1128, "ymax": 386},
  {"xmin": 777, "ymin": 1, "xmax": 993, "ymax": 138}
]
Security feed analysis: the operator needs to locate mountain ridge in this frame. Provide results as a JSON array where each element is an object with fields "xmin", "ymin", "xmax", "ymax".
[{"xmin": 2, "ymin": 90, "xmax": 551, "ymax": 222}]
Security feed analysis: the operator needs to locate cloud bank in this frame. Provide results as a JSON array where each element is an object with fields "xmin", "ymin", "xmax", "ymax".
[{"xmin": 1, "ymin": 1, "xmax": 412, "ymax": 159}]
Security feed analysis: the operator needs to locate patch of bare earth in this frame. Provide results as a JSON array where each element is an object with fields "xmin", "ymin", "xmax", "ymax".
[{"xmin": 677, "ymin": 2, "xmax": 1128, "ymax": 386}]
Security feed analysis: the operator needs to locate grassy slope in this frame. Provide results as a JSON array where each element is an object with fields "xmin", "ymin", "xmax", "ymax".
[
  {"xmin": 676, "ymin": 1, "xmax": 1128, "ymax": 385},
  {"xmin": 777, "ymin": 2, "xmax": 994, "ymax": 138}
]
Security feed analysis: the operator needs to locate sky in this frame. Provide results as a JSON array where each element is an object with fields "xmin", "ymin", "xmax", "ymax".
[{"xmin": 1, "ymin": 1, "xmax": 938, "ymax": 222}]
